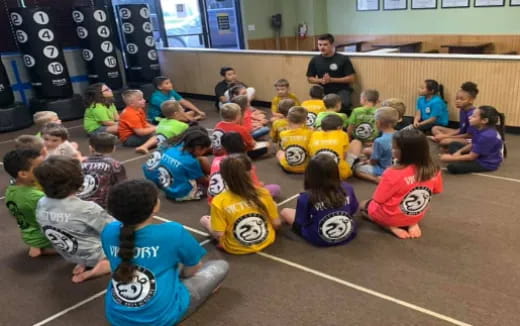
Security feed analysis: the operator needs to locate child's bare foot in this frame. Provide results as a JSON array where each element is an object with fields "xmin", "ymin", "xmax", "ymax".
[
  {"xmin": 200, "ymin": 215, "xmax": 211, "ymax": 230},
  {"xmin": 72, "ymin": 260, "xmax": 110, "ymax": 283},
  {"xmin": 72, "ymin": 264, "xmax": 86, "ymax": 275},
  {"xmin": 28, "ymin": 247, "xmax": 42, "ymax": 257},
  {"xmin": 388, "ymin": 226, "xmax": 410, "ymax": 239},
  {"xmin": 408, "ymin": 224, "xmax": 422, "ymax": 238},
  {"xmin": 135, "ymin": 146, "xmax": 149, "ymax": 154}
]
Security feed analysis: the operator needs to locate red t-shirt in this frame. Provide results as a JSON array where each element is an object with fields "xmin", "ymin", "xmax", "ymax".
[
  {"xmin": 242, "ymin": 107, "xmax": 254, "ymax": 132},
  {"xmin": 207, "ymin": 154, "xmax": 261, "ymax": 203},
  {"xmin": 118, "ymin": 107, "xmax": 148, "ymax": 142},
  {"xmin": 368, "ymin": 165, "xmax": 443, "ymax": 227},
  {"xmin": 212, "ymin": 121, "xmax": 255, "ymax": 155}
]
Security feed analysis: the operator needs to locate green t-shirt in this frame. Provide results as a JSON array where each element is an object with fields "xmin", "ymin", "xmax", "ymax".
[
  {"xmin": 315, "ymin": 111, "xmax": 348, "ymax": 129},
  {"xmin": 5, "ymin": 185, "xmax": 51, "ymax": 248},
  {"xmin": 83, "ymin": 103, "xmax": 118, "ymax": 133},
  {"xmin": 348, "ymin": 106, "xmax": 378, "ymax": 141},
  {"xmin": 156, "ymin": 118, "xmax": 189, "ymax": 139}
]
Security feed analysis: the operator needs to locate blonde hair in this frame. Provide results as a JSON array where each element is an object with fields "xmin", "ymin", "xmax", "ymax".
[
  {"xmin": 14, "ymin": 135, "xmax": 45, "ymax": 152},
  {"xmin": 161, "ymin": 100, "xmax": 182, "ymax": 118},
  {"xmin": 381, "ymin": 98, "xmax": 406, "ymax": 119},
  {"xmin": 274, "ymin": 78, "xmax": 289, "ymax": 88},
  {"xmin": 278, "ymin": 99, "xmax": 296, "ymax": 116},
  {"xmin": 122, "ymin": 89, "xmax": 143, "ymax": 105},
  {"xmin": 287, "ymin": 106, "xmax": 308, "ymax": 124},
  {"xmin": 33, "ymin": 111, "xmax": 59, "ymax": 128},
  {"xmin": 220, "ymin": 103, "xmax": 241, "ymax": 121},
  {"xmin": 375, "ymin": 107, "xmax": 399, "ymax": 128}
]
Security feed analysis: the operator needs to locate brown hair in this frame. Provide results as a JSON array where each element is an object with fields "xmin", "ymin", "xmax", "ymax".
[
  {"xmin": 41, "ymin": 122, "xmax": 69, "ymax": 141},
  {"xmin": 220, "ymin": 154, "xmax": 268, "ymax": 216},
  {"xmin": 309, "ymin": 85, "xmax": 324, "ymax": 99},
  {"xmin": 304, "ymin": 155, "xmax": 346, "ymax": 208},
  {"xmin": 375, "ymin": 107, "xmax": 399, "ymax": 128},
  {"xmin": 361, "ymin": 89, "xmax": 379, "ymax": 103},
  {"xmin": 393, "ymin": 128, "xmax": 439, "ymax": 182},
  {"xmin": 274, "ymin": 78, "xmax": 289, "ymax": 87},
  {"xmin": 85, "ymin": 82, "xmax": 114, "ymax": 108},
  {"xmin": 121, "ymin": 89, "xmax": 143, "ymax": 106},
  {"xmin": 220, "ymin": 103, "xmax": 241, "ymax": 121},
  {"xmin": 381, "ymin": 98, "xmax": 406, "ymax": 119},
  {"xmin": 34, "ymin": 156, "xmax": 83, "ymax": 199},
  {"xmin": 89, "ymin": 132, "xmax": 117, "ymax": 153},
  {"xmin": 278, "ymin": 99, "xmax": 295, "ymax": 116},
  {"xmin": 161, "ymin": 100, "xmax": 182, "ymax": 118},
  {"xmin": 287, "ymin": 106, "xmax": 308, "ymax": 124},
  {"xmin": 14, "ymin": 135, "xmax": 44, "ymax": 153},
  {"xmin": 321, "ymin": 114, "xmax": 343, "ymax": 131},
  {"xmin": 33, "ymin": 111, "xmax": 59, "ymax": 128},
  {"xmin": 231, "ymin": 95, "xmax": 248, "ymax": 110},
  {"xmin": 323, "ymin": 93, "xmax": 342, "ymax": 110}
]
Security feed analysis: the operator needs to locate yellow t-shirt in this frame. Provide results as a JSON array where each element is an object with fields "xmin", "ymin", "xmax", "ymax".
[
  {"xmin": 211, "ymin": 187, "xmax": 279, "ymax": 254},
  {"xmin": 270, "ymin": 118, "xmax": 289, "ymax": 144},
  {"xmin": 301, "ymin": 99, "xmax": 327, "ymax": 127},
  {"xmin": 271, "ymin": 93, "xmax": 300, "ymax": 114},
  {"xmin": 279, "ymin": 127, "xmax": 314, "ymax": 173},
  {"xmin": 309, "ymin": 130, "xmax": 352, "ymax": 180}
]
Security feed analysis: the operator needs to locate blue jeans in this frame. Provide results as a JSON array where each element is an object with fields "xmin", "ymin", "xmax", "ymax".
[{"xmin": 251, "ymin": 126, "xmax": 270, "ymax": 139}]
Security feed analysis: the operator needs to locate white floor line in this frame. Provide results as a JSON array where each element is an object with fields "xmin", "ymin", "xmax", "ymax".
[
  {"xmin": 152, "ymin": 215, "xmax": 210, "ymax": 237},
  {"xmin": 120, "ymin": 155, "xmax": 148, "ymax": 164},
  {"xmin": 0, "ymin": 196, "xmax": 5, "ymax": 200},
  {"xmin": 276, "ymin": 193, "xmax": 299, "ymax": 207},
  {"xmin": 256, "ymin": 252, "xmax": 472, "ymax": 326},
  {"xmin": 470, "ymin": 173, "xmax": 520, "ymax": 183}
]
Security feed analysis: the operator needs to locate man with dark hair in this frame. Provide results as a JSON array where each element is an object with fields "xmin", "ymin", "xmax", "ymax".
[{"xmin": 306, "ymin": 33, "xmax": 356, "ymax": 115}]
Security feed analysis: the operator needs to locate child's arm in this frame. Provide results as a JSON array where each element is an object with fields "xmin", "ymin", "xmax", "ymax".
[
  {"xmin": 372, "ymin": 171, "xmax": 399, "ymax": 204},
  {"xmin": 413, "ymin": 110, "xmax": 422, "ymax": 127},
  {"xmin": 177, "ymin": 225, "xmax": 207, "ymax": 277},
  {"xmin": 182, "ymin": 262, "xmax": 202, "ymax": 278},
  {"xmin": 209, "ymin": 205, "xmax": 226, "ymax": 241},
  {"xmin": 179, "ymin": 99, "xmax": 206, "ymax": 118},
  {"xmin": 417, "ymin": 116, "xmax": 437, "ymax": 127},
  {"xmin": 266, "ymin": 194, "xmax": 281, "ymax": 230},
  {"xmin": 133, "ymin": 126, "xmax": 156, "ymax": 136}
]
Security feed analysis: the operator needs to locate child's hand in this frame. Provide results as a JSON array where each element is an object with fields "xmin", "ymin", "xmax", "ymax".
[
  {"xmin": 439, "ymin": 154, "xmax": 452, "ymax": 161},
  {"xmin": 413, "ymin": 120, "xmax": 420, "ymax": 128}
]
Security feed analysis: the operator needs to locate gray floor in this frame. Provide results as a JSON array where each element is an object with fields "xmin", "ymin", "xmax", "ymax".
[{"xmin": 1, "ymin": 99, "xmax": 519, "ymax": 326}]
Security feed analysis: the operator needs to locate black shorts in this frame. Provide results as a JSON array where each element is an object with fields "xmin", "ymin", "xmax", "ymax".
[{"xmin": 291, "ymin": 221, "xmax": 302, "ymax": 236}]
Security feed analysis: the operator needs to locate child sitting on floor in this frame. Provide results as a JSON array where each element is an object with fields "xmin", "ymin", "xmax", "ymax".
[
  {"xmin": 41, "ymin": 122, "xmax": 82, "ymax": 160},
  {"xmin": 277, "ymin": 106, "xmax": 313, "ymax": 174},
  {"xmin": 229, "ymin": 85, "xmax": 268, "ymax": 127},
  {"xmin": 33, "ymin": 111, "xmax": 61, "ymax": 136},
  {"xmin": 148, "ymin": 76, "xmax": 205, "ymax": 124},
  {"xmin": 440, "ymin": 105, "xmax": 505, "ymax": 174},
  {"xmin": 215, "ymin": 66, "xmax": 238, "ymax": 109},
  {"xmin": 271, "ymin": 79, "xmax": 300, "ymax": 120},
  {"xmin": 309, "ymin": 114, "xmax": 352, "ymax": 180},
  {"xmin": 301, "ymin": 85, "xmax": 326, "ymax": 127},
  {"xmin": 381, "ymin": 98, "xmax": 408, "ymax": 130},
  {"xmin": 231, "ymin": 95, "xmax": 270, "ymax": 139},
  {"xmin": 347, "ymin": 89, "xmax": 379, "ymax": 143},
  {"xmin": 212, "ymin": 103, "xmax": 256, "ymax": 155},
  {"xmin": 270, "ymin": 98, "xmax": 294, "ymax": 146},
  {"xmin": 78, "ymin": 133, "xmax": 126, "ymax": 209},
  {"xmin": 315, "ymin": 93, "xmax": 348, "ymax": 129},
  {"xmin": 15, "ymin": 135, "xmax": 47, "ymax": 157},
  {"xmin": 83, "ymin": 83, "xmax": 119, "ymax": 135},
  {"xmin": 155, "ymin": 100, "xmax": 190, "ymax": 146},
  {"xmin": 3, "ymin": 149, "xmax": 54, "ymax": 257},
  {"xmin": 143, "ymin": 127, "xmax": 211, "ymax": 201},
  {"xmin": 413, "ymin": 79, "xmax": 448, "ymax": 133},
  {"xmin": 361, "ymin": 128, "xmax": 443, "ymax": 239},
  {"xmin": 281, "ymin": 155, "xmax": 358, "ymax": 246},
  {"xmin": 118, "ymin": 89, "xmax": 158, "ymax": 154},
  {"xmin": 34, "ymin": 156, "xmax": 113, "ymax": 282},
  {"xmin": 351, "ymin": 107, "xmax": 399, "ymax": 184},
  {"xmin": 103, "ymin": 179, "xmax": 228, "ymax": 326},
  {"xmin": 200, "ymin": 154, "xmax": 281, "ymax": 254}
]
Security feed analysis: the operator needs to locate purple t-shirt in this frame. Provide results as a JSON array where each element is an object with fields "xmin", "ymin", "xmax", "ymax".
[
  {"xmin": 459, "ymin": 107, "xmax": 478, "ymax": 137},
  {"xmin": 294, "ymin": 182, "xmax": 358, "ymax": 246},
  {"xmin": 472, "ymin": 128, "xmax": 504, "ymax": 171}
]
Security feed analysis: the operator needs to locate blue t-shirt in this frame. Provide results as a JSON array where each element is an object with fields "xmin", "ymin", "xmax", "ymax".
[
  {"xmin": 142, "ymin": 144, "xmax": 204, "ymax": 199},
  {"xmin": 294, "ymin": 182, "xmax": 358, "ymax": 247},
  {"xmin": 472, "ymin": 127, "xmax": 504, "ymax": 171},
  {"xmin": 459, "ymin": 107, "xmax": 478, "ymax": 137},
  {"xmin": 371, "ymin": 132, "xmax": 394, "ymax": 176},
  {"xmin": 416, "ymin": 95, "xmax": 448, "ymax": 126},
  {"xmin": 102, "ymin": 221, "xmax": 206, "ymax": 326},
  {"xmin": 148, "ymin": 90, "xmax": 183, "ymax": 123}
]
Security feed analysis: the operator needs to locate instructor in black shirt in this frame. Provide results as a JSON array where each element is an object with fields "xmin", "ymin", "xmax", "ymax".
[{"xmin": 306, "ymin": 34, "xmax": 356, "ymax": 115}]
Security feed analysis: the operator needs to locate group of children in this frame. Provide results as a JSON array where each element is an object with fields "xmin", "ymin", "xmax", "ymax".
[{"xmin": 1, "ymin": 66, "xmax": 507, "ymax": 325}]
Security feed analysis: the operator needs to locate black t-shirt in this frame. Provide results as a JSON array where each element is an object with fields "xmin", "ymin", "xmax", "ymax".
[
  {"xmin": 215, "ymin": 80, "xmax": 231, "ymax": 98},
  {"xmin": 306, "ymin": 53, "xmax": 356, "ymax": 94}
]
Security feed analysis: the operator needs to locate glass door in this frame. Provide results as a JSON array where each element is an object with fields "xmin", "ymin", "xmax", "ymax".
[
  {"xmin": 204, "ymin": 0, "xmax": 244, "ymax": 49},
  {"xmin": 160, "ymin": 0, "xmax": 206, "ymax": 48}
]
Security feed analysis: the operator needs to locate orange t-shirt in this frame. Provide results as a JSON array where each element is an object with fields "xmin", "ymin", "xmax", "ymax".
[{"xmin": 118, "ymin": 107, "xmax": 148, "ymax": 142}]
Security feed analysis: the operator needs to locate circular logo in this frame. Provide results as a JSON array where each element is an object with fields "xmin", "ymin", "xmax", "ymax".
[
  {"xmin": 6, "ymin": 201, "xmax": 29, "ymax": 229},
  {"xmin": 208, "ymin": 172, "xmax": 225, "ymax": 197},
  {"xmin": 104, "ymin": 56, "xmax": 117, "ymax": 68},
  {"xmin": 145, "ymin": 151, "xmax": 162, "ymax": 170},
  {"xmin": 93, "ymin": 9, "xmax": 107, "ymax": 22},
  {"xmin": 156, "ymin": 134, "xmax": 167, "ymax": 147},
  {"xmin": 329, "ymin": 63, "xmax": 338, "ymax": 71},
  {"xmin": 122, "ymin": 22, "xmax": 134, "ymax": 34},
  {"xmin": 400, "ymin": 186, "xmax": 432, "ymax": 216},
  {"xmin": 285, "ymin": 145, "xmax": 307, "ymax": 166},
  {"xmin": 43, "ymin": 45, "xmax": 59, "ymax": 59},
  {"xmin": 111, "ymin": 266, "xmax": 156, "ymax": 307},
  {"xmin": 76, "ymin": 26, "xmax": 88, "ymax": 39},
  {"xmin": 147, "ymin": 49, "xmax": 157, "ymax": 61},
  {"xmin": 142, "ymin": 22, "xmax": 152, "ymax": 33},
  {"xmin": 354, "ymin": 122, "xmax": 373, "ymax": 140},
  {"xmin": 100, "ymin": 41, "xmax": 113, "ymax": 53},
  {"xmin": 43, "ymin": 226, "xmax": 78, "ymax": 254},
  {"xmin": 38, "ymin": 28, "xmax": 54, "ymax": 42},
  {"xmin": 15, "ymin": 30, "xmax": 28, "ymax": 43},
  {"xmin": 315, "ymin": 149, "xmax": 340, "ymax": 164},
  {"xmin": 126, "ymin": 43, "xmax": 139, "ymax": 54},
  {"xmin": 306, "ymin": 112, "xmax": 317, "ymax": 126},
  {"xmin": 97, "ymin": 25, "xmax": 110, "ymax": 38},
  {"xmin": 82, "ymin": 49, "xmax": 94, "ymax": 61},
  {"xmin": 119, "ymin": 8, "xmax": 132, "ymax": 19},
  {"xmin": 157, "ymin": 166, "xmax": 172, "ymax": 188},
  {"xmin": 318, "ymin": 212, "xmax": 355, "ymax": 243},
  {"xmin": 23, "ymin": 54, "xmax": 36, "ymax": 68},
  {"xmin": 33, "ymin": 11, "xmax": 50, "ymax": 25},
  {"xmin": 145, "ymin": 36, "xmax": 155, "ymax": 47},
  {"xmin": 10, "ymin": 12, "xmax": 23, "ymax": 26},
  {"xmin": 233, "ymin": 213, "xmax": 269, "ymax": 246},
  {"xmin": 211, "ymin": 130, "xmax": 225, "ymax": 149},
  {"xmin": 77, "ymin": 174, "xmax": 99, "ymax": 197},
  {"xmin": 47, "ymin": 62, "xmax": 64, "ymax": 75},
  {"xmin": 140, "ymin": 7, "xmax": 150, "ymax": 19},
  {"xmin": 72, "ymin": 10, "xmax": 84, "ymax": 23}
]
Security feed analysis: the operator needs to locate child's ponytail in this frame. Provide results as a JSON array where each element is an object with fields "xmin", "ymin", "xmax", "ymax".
[
  {"xmin": 168, "ymin": 126, "xmax": 211, "ymax": 152},
  {"xmin": 498, "ymin": 112, "xmax": 507, "ymax": 158},
  {"xmin": 114, "ymin": 225, "xmax": 137, "ymax": 283},
  {"xmin": 478, "ymin": 106, "xmax": 507, "ymax": 158},
  {"xmin": 438, "ymin": 83, "xmax": 445, "ymax": 103}
]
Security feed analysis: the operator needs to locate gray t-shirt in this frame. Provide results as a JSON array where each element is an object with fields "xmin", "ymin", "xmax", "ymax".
[{"xmin": 36, "ymin": 196, "xmax": 114, "ymax": 267}]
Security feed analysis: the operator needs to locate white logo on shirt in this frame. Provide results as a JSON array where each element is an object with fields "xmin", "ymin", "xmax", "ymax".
[
  {"xmin": 145, "ymin": 151, "xmax": 162, "ymax": 170},
  {"xmin": 318, "ymin": 211, "xmax": 355, "ymax": 243},
  {"xmin": 285, "ymin": 145, "xmax": 307, "ymax": 166},
  {"xmin": 315, "ymin": 149, "xmax": 340, "ymax": 164},
  {"xmin": 77, "ymin": 174, "xmax": 99, "ymax": 197},
  {"xmin": 329, "ymin": 63, "xmax": 338, "ymax": 71},
  {"xmin": 306, "ymin": 112, "xmax": 317, "ymax": 127},
  {"xmin": 43, "ymin": 226, "xmax": 78, "ymax": 254},
  {"xmin": 211, "ymin": 130, "xmax": 225, "ymax": 150},
  {"xmin": 425, "ymin": 107, "xmax": 431, "ymax": 114},
  {"xmin": 233, "ymin": 213, "xmax": 268, "ymax": 246},
  {"xmin": 400, "ymin": 186, "xmax": 432, "ymax": 215},
  {"xmin": 208, "ymin": 172, "xmax": 225, "ymax": 197},
  {"xmin": 355, "ymin": 123, "xmax": 373, "ymax": 140},
  {"xmin": 157, "ymin": 166, "xmax": 172, "ymax": 188},
  {"xmin": 156, "ymin": 134, "xmax": 167, "ymax": 147},
  {"xmin": 112, "ymin": 266, "xmax": 156, "ymax": 307}
]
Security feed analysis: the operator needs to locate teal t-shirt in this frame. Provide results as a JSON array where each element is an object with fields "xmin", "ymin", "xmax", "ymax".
[
  {"xmin": 148, "ymin": 90, "xmax": 183, "ymax": 123},
  {"xmin": 348, "ymin": 106, "xmax": 378, "ymax": 141},
  {"xmin": 416, "ymin": 95, "xmax": 448, "ymax": 126},
  {"xmin": 156, "ymin": 118, "xmax": 189, "ymax": 140},
  {"xmin": 315, "ymin": 111, "xmax": 348, "ymax": 129},
  {"xmin": 5, "ymin": 185, "xmax": 51, "ymax": 248},
  {"xmin": 84, "ymin": 103, "xmax": 118, "ymax": 133}
]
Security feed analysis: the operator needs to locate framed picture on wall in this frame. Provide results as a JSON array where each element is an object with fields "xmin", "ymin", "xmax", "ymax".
[
  {"xmin": 357, "ymin": 0, "xmax": 380, "ymax": 11},
  {"xmin": 511, "ymin": 0, "xmax": 520, "ymax": 5},
  {"xmin": 412, "ymin": 0, "xmax": 437, "ymax": 8},
  {"xmin": 475, "ymin": 0, "xmax": 504, "ymax": 6},
  {"xmin": 441, "ymin": 0, "xmax": 470, "ymax": 7},
  {"xmin": 383, "ymin": 0, "xmax": 408, "ymax": 10}
]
